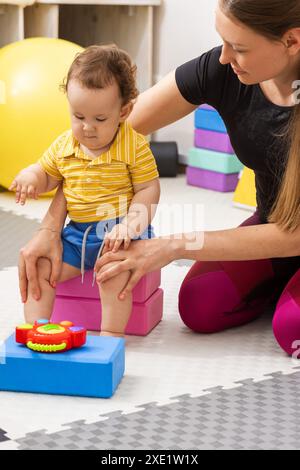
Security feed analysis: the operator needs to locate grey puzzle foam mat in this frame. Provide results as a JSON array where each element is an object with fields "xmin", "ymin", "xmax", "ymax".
[
  {"xmin": 0, "ymin": 209, "xmax": 39, "ymax": 269},
  {"xmin": 0, "ymin": 428, "xmax": 9, "ymax": 443},
  {"xmin": 1, "ymin": 204, "xmax": 300, "ymax": 450},
  {"xmin": 14, "ymin": 369, "xmax": 300, "ymax": 450}
]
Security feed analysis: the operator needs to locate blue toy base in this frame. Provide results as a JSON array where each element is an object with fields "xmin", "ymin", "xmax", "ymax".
[{"xmin": 0, "ymin": 334, "xmax": 125, "ymax": 398}]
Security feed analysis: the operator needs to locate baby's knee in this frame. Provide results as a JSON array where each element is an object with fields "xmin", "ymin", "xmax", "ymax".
[
  {"xmin": 98, "ymin": 261, "xmax": 130, "ymax": 290},
  {"xmin": 36, "ymin": 257, "xmax": 51, "ymax": 282},
  {"xmin": 98, "ymin": 261, "xmax": 118, "ymax": 274}
]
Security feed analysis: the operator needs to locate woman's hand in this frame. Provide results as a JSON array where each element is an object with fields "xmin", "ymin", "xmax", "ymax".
[
  {"xmin": 94, "ymin": 237, "xmax": 179, "ymax": 300},
  {"xmin": 19, "ymin": 228, "xmax": 63, "ymax": 303}
]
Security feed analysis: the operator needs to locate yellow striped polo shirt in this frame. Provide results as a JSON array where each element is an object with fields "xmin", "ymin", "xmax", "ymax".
[{"xmin": 38, "ymin": 121, "xmax": 159, "ymax": 223}]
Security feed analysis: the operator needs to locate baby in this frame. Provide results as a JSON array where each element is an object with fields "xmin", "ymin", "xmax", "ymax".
[{"xmin": 9, "ymin": 44, "xmax": 160, "ymax": 337}]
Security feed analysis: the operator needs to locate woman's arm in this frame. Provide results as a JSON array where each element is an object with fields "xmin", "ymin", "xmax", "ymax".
[
  {"xmin": 37, "ymin": 183, "xmax": 67, "ymax": 232},
  {"xmin": 177, "ymin": 223, "xmax": 300, "ymax": 261},
  {"xmin": 94, "ymin": 222, "xmax": 300, "ymax": 300},
  {"xmin": 128, "ymin": 71, "xmax": 198, "ymax": 135},
  {"xmin": 19, "ymin": 184, "xmax": 67, "ymax": 302}
]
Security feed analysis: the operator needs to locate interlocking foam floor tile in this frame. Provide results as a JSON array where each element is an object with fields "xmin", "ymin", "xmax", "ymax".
[
  {"xmin": 1, "ymin": 187, "xmax": 299, "ymax": 450},
  {"xmin": 14, "ymin": 368, "xmax": 300, "ymax": 450},
  {"xmin": 0, "ymin": 209, "xmax": 39, "ymax": 269},
  {"xmin": 0, "ymin": 428, "xmax": 9, "ymax": 443},
  {"xmin": 2, "ymin": 260, "xmax": 300, "ymax": 448}
]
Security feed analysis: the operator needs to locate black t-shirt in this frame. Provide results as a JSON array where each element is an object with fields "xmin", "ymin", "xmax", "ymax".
[{"xmin": 175, "ymin": 46, "xmax": 294, "ymax": 223}]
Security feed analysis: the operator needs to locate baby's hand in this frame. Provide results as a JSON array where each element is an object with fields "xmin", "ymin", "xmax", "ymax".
[
  {"xmin": 104, "ymin": 223, "xmax": 133, "ymax": 252},
  {"xmin": 9, "ymin": 170, "xmax": 40, "ymax": 205}
]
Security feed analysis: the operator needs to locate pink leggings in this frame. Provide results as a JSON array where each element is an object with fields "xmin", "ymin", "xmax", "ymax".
[{"xmin": 178, "ymin": 212, "xmax": 300, "ymax": 356}]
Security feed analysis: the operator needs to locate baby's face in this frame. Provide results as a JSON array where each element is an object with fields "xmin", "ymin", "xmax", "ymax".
[{"xmin": 67, "ymin": 79, "xmax": 131, "ymax": 151}]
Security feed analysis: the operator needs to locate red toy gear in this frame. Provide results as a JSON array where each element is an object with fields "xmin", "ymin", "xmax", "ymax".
[{"xmin": 16, "ymin": 320, "xmax": 86, "ymax": 353}]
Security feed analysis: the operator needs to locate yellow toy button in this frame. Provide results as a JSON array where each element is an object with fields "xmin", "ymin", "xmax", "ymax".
[
  {"xmin": 60, "ymin": 321, "xmax": 74, "ymax": 327},
  {"xmin": 16, "ymin": 324, "xmax": 33, "ymax": 330}
]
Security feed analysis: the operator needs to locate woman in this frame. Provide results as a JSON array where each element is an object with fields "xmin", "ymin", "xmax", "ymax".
[{"xmin": 19, "ymin": 0, "xmax": 300, "ymax": 354}]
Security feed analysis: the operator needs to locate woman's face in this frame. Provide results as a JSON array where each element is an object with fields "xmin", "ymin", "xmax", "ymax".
[{"xmin": 215, "ymin": 5, "xmax": 291, "ymax": 85}]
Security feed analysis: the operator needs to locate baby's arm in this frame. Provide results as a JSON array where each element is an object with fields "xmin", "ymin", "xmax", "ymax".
[
  {"xmin": 9, "ymin": 163, "xmax": 60, "ymax": 205},
  {"xmin": 105, "ymin": 178, "xmax": 161, "ymax": 252},
  {"xmin": 125, "ymin": 178, "xmax": 161, "ymax": 234}
]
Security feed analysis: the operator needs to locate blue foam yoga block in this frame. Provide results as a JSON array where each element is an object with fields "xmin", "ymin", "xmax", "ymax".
[
  {"xmin": 195, "ymin": 107, "xmax": 227, "ymax": 133},
  {"xmin": 0, "ymin": 334, "xmax": 125, "ymax": 398}
]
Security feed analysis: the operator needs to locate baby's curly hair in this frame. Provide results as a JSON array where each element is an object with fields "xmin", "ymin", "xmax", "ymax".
[{"xmin": 61, "ymin": 44, "xmax": 139, "ymax": 105}]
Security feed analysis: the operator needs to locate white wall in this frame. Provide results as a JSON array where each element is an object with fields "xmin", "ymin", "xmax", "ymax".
[{"xmin": 153, "ymin": 0, "xmax": 220, "ymax": 163}]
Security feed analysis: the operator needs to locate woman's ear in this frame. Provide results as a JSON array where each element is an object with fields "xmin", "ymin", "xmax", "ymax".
[
  {"xmin": 119, "ymin": 102, "xmax": 134, "ymax": 122},
  {"xmin": 283, "ymin": 28, "xmax": 300, "ymax": 55}
]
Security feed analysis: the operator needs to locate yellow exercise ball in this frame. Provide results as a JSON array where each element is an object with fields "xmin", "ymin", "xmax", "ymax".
[{"xmin": 0, "ymin": 37, "xmax": 83, "ymax": 189}]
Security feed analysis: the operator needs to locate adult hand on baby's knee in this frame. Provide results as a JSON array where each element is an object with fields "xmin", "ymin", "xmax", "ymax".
[
  {"xmin": 96, "ymin": 261, "xmax": 121, "ymax": 283},
  {"xmin": 94, "ymin": 241, "xmax": 148, "ymax": 300},
  {"xmin": 95, "ymin": 237, "xmax": 177, "ymax": 299},
  {"xmin": 18, "ymin": 229, "xmax": 63, "ymax": 303},
  {"xmin": 95, "ymin": 256, "xmax": 134, "ymax": 301}
]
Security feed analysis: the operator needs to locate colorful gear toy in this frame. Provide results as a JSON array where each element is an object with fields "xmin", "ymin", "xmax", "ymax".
[{"xmin": 15, "ymin": 320, "xmax": 87, "ymax": 353}]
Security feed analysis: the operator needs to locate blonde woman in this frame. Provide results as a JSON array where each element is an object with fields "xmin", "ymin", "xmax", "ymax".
[{"xmin": 19, "ymin": 0, "xmax": 300, "ymax": 355}]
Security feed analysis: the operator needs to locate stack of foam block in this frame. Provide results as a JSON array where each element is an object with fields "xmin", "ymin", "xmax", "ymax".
[
  {"xmin": 186, "ymin": 104, "xmax": 243, "ymax": 192},
  {"xmin": 52, "ymin": 270, "xmax": 163, "ymax": 336}
]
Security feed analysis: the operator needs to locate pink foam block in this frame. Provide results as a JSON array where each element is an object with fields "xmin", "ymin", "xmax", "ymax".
[
  {"xmin": 194, "ymin": 129, "xmax": 234, "ymax": 154},
  {"xmin": 56, "ymin": 270, "xmax": 161, "ymax": 303},
  {"xmin": 187, "ymin": 166, "xmax": 239, "ymax": 192},
  {"xmin": 52, "ymin": 288, "xmax": 164, "ymax": 336}
]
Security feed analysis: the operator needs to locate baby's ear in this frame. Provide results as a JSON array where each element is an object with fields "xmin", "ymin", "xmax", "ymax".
[{"xmin": 119, "ymin": 102, "xmax": 134, "ymax": 121}]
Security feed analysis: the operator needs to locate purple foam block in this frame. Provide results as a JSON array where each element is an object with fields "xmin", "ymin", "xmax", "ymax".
[
  {"xmin": 195, "ymin": 129, "xmax": 234, "ymax": 154},
  {"xmin": 187, "ymin": 166, "xmax": 239, "ymax": 192},
  {"xmin": 199, "ymin": 104, "xmax": 215, "ymax": 111}
]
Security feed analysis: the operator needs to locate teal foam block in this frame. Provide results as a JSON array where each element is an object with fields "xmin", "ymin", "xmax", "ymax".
[
  {"xmin": 188, "ymin": 147, "xmax": 243, "ymax": 174},
  {"xmin": 195, "ymin": 107, "xmax": 227, "ymax": 133},
  {"xmin": 0, "ymin": 334, "xmax": 125, "ymax": 398}
]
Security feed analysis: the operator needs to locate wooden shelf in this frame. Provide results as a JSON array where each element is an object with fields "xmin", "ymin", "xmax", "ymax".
[
  {"xmin": 0, "ymin": 1, "xmax": 160, "ymax": 5},
  {"xmin": 0, "ymin": 0, "xmax": 161, "ymax": 90},
  {"xmin": 38, "ymin": 1, "xmax": 161, "ymax": 5}
]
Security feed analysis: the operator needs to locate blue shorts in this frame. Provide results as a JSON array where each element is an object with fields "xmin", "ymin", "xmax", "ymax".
[{"xmin": 62, "ymin": 217, "xmax": 155, "ymax": 271}]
